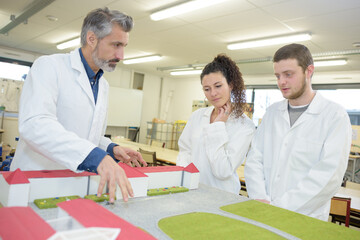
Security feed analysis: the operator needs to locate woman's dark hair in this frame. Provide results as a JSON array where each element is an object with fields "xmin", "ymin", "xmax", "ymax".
[{"xmin": 200, "ymin": 54, "xmax": 246, "ymax": 118}]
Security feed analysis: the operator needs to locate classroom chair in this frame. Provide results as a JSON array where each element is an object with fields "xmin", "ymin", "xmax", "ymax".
[
  {"xmin": 139, "ymin": 148, "xmax": 157, "ymax": 167},
  {"xmin": 329, "ymin": 197, "xmax": 351, "ymax": 227}
]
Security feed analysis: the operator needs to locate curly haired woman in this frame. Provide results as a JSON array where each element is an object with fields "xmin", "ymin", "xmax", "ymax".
[{"xmin": 177, "ymin": 54, "xmax": 255, "ymax": 194}]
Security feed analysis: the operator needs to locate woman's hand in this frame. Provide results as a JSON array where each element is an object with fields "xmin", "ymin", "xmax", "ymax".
[{"xmin": 214, "ymin": 101, "xmax": 232, "ymax": 122}]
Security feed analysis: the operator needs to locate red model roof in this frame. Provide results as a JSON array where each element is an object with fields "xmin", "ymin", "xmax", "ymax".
[
  {"xmin": 118, "ymin": 163, "xmax": 148, "ymax": 178},
  {"xmin": 22, "ymin": 169, "xmax": 96, "ymax": 179},
  {"xmin": 0, "ymin": 206, "xmax": 55, "ymax": 240},
  {"xmin": 57, "ymin": 199, "xmax": 156, "ymax": 240},
  {"xmin": 137, "ymin": 165, "xmax": 184, "ymax": 173},
  {"xmin": 3, "ymin": 168, "xmax": 30, "ymax": 184},
  {"xmin": 1, "ymin": 169, "xmax": 95, "ymax": 180},
  {"xmin": 184, "ymin": 163, "xmax": 199, "ymax": 173}
]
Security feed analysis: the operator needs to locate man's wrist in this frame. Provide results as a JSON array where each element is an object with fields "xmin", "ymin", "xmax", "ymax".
[{"xmin": 77, "ymin": 147, "xmax": 107, "ymax": 173}]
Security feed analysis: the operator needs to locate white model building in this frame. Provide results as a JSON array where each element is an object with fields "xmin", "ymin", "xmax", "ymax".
[
  {"xmin": 0, "ymin": 168, "xmax": 30, "ymax": 207},
  {"xmin": 0, "ymin": 163, "xmax": 199, "ymax": 207}
]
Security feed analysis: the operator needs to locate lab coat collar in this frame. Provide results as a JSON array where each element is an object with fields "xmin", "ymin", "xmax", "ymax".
[
  {"xmin": 70, "ymin": 49, "xmax": 84, "ymax": 72},
  {"xmin": 204, "ymin": 106, "xmax": 215, "ymax": 117},
  {"xmin": 306, "ymin": 92, "xmax": 325, "ymax": 115},
  {"xmin": 277, "ymin": 91, "xmax": 323, "ymax": 127},
  {"xmin": 69, "ymin": 49, "xmax": 96, "ymax": 106},
  {"xmin": 278, "ymin": 91, "xmax": 323, "ymax": 115}
]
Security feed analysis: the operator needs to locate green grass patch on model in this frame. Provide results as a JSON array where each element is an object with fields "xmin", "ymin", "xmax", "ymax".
[
  {"xmin": 147, "ymin": 186, "xmax": 188, "ymax": 196},
  {"xmin": 34, "ymin": 195, "xmax": 80, "ymax": 209},
  {"xmin": 221, "ymin": 200, "xmax": 360, "ymax": 240},
  {"xmin": 84, "ymin": 193, "xmax": 112, "ymax": 202},
  {"xmin": 159, "ymin": 212, "xmax": 284, "ymax": 239}
]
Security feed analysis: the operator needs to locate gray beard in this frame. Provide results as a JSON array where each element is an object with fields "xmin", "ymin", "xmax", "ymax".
[{"xmin": 92, "ymin": 51, "xmax": 116, "ymax": 72}]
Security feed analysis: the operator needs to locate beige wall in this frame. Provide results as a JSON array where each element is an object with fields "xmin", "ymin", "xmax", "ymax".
[{"xmin": 2, "ymin": 117, "xmax": 19, "ymax": 150}]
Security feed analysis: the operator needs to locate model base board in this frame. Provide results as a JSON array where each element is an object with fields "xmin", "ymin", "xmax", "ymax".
[{"xmin": 147, "ymin": 186, "xmax": 189, "ymax": 196}]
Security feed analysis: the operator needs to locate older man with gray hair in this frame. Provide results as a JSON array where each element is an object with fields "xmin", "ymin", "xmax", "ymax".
[{"xmin": 12, "ymin": 8, "xmax": 146, "ymax": 203}]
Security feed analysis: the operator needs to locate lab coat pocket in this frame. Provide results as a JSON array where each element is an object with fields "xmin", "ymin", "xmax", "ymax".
[{"xmin": 290, "ymin": 137, "xmax": 323, "ymax": 171}]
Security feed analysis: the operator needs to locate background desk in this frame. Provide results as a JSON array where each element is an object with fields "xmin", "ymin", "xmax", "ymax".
[
  {"xmin": 112, "ymin": 138, "xmax": 178, "ymax": 165},
  {"xmin": 336, "ymin": 187, "xmax": 360, "ymax": 213}
]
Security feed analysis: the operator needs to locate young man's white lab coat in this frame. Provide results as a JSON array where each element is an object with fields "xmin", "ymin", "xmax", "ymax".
[
  {"xmin": 245, "ymin": 92, "xmax": 352, "ymax": 220},
  {"xmin": 11, "ymin": 49, "xmax": 112, "ymax": 171}
]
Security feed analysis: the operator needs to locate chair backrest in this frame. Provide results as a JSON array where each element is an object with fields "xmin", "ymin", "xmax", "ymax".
[
  {"xmin": 139, "ymin": 148, "xmax": 157, "ymax": 166},
  {"xmin": 330, "ymin": 197, "xmax": 351, "ymax": 227},
  {"xmin": 346, "ymin": 181, "xmax": 360, "ymax": 190}
]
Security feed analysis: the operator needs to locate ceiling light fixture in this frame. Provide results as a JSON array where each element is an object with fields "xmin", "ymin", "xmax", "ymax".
[
  {"xmin": 227, "ymin": 32, "xmax": 312, "ymax": 50},
  {"xmin": 56, "ymin": 37, "xmax": 80, "ymax": 50},
  {"xmin": 0, "ymin": 0, "xmax": 56, "ymax": 34},
  {"xmin": 123, "ymin": 55, "xmax": 162, "ymax": 64},
  {"xmin": 150, "ymin": 0, "xmax": 227, "ymax": 21},
  {"xmin": 170, "ymin": 69, "xmax": 202, "ymax": 76},
  {"xmin": 314, "ymin": 59, "xmax": 347, "ymax": 67},
  {"xmin": 353, "ymin": 42, "xmax": 360, "ymax": 48},
  {"xmin": 46, "ymin": 15, "xmax": 58, "ymax": 22}
]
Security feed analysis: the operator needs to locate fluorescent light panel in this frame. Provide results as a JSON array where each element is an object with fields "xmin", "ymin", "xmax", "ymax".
[
  {"xmin": 123, "ymin": 55, "xmax": 162, "ymax": 64},
  {"xmin": 227, "ymin": 33, "xmax": 312, "ymax": 50},
  {"xmin": 57, "ymin": 37, "xmax": 80, "ymax": 50},
  {"xmin": 170, "ymin": 69, "xmax": 202, "ymax": 76},
  {"xmin": 314, "ymin": 59, "xmax": 347, "ymax": 67},
  {"xmin": 151, "ymin": 0, "xmax": 227, "ymax": 21}
]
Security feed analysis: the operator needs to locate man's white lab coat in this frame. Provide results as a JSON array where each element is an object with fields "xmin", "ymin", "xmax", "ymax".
[
  {"xmin": 11, "ymin": 49, "xmax": 112, "ymax": 171},
  {"xmin": 245, "ymin": 92, "xmax": 352, "ymax": 220},
  {"xmin": 177, "ymin": 106, "xmax": 255, "ymax": 194}
]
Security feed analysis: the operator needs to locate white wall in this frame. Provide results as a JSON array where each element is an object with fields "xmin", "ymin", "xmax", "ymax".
[
  {"xmin": 104, "ymin": 67, "xmax": 132, "ymax": 88},
  {"xmin": 104, "ymin": 68, "xmax": 163, "ymax": 144},
  {"xmin": 160, "ymin": 76, "xmax": 204, "ymax": 122},
  {"xmin": 138, "ymin": 73, "xmax": 162, "ymax": 144}
]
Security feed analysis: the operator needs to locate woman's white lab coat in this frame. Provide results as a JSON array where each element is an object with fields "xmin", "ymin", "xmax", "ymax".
[
  {"xmin": 11, "ymin": 49, "xmax": 112, "ymax": 171},
  {"xmin": 177, "ymin": 106, "xmax": 255, "ymax": 194},
  {"xmin": 245, "ymin": 93, "xmax": 352, "ymax": 220}
]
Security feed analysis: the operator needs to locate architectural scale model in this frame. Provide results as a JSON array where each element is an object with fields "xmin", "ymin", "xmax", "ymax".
[
  {"xmin": 0, "ymin": 162, "xmax": 199, "ymax": 207},
  {"xmin": 0, "ymin": 163, "xmax": 199, "ymax": 239},
  {"xmin": 0, "ymin": 198, "xmax": 157, "ymax": 240}
]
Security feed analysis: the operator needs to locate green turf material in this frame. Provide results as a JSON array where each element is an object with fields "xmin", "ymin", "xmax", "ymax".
[
  {"xmin": 147, "ymin": 186, "xmax": 188, "ymax": 196},
  {"xmin": 220, "ymin": 200, "xmax": 360, "ymax": 240},
  {"xmin": 34, "ymin": 195, "xmax": 80, "ymax": 209},
  {"xmin": 168, "ymin": 186, "xmax": 189, "ymax": 193},
  {"xmin": 84, "ymin": 193, "xmax": 111, "ymax": 202},
  {"xmin": 158, "ymin": 212, "xmax": 284, "ymax": 240}
]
